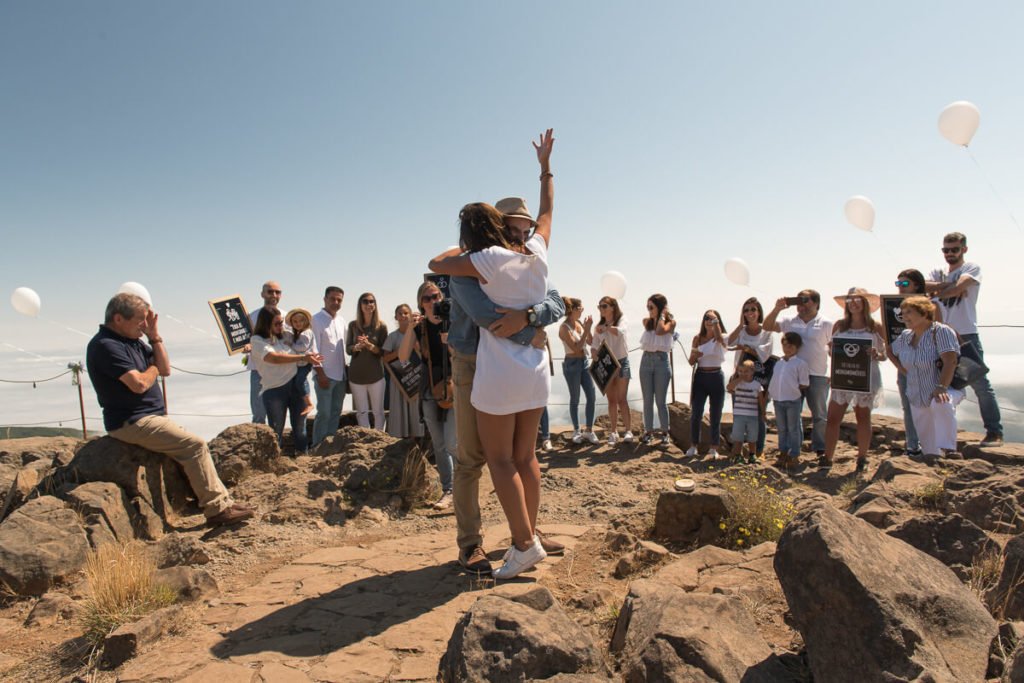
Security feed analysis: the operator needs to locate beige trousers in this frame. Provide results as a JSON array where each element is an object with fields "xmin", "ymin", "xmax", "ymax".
[
  {"xmin": 110, "ymin": 415, "xmax": 232, "ymax": 518},
  {"xmin": 452, "ymin": 349, "xmax": 487, "ymax": 550}
]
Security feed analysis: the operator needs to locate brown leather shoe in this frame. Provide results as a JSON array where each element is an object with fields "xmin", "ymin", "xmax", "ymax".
[
  {"xmin": 206, "ymin": 504, "xmax": 255, "ymax": 527},
  {"xmin": 458, "ymin": 544, "xmax": 492, "ymax": 575},
  {"xmin": 536, "ymin": 529, "xmax": 565, "ymax": 556}
]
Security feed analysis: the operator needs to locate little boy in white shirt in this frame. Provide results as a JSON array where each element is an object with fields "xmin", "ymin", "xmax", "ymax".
[{"xmin": 769, "ymin": 332, "xmax": 810, "ymax": 467}]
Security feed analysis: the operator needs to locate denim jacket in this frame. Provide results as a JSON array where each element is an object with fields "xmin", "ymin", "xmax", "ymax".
[{"xmin": 447, "ymin": 276, "xmax": 565, "ymax": 356}]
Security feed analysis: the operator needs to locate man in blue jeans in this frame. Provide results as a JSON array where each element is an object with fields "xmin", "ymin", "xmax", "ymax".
[
  {"xmin": 928, "ymin": 231, "xmax": 1003, "ymax": 445},
  {"xmin": 245, "ymin": 280, "xmax": 282, "ymax": 424},
  {"xmin": 311, "ymin": 286, "xmax": 347, "ymax": 447}
]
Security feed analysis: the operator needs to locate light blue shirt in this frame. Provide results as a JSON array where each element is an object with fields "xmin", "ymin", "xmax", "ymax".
[{"xmin": 447, "ymin": 276, "xmax": 565, "ymax": 356}]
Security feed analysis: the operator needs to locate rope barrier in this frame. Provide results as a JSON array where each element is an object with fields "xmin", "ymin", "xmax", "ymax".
[
  {"xmin": 0, "ymin": 370, "xmax": 73, "ymax": 385},
  {"xmin": 169, "ymin": 364, "xmax": 248, "ymax": 377}
]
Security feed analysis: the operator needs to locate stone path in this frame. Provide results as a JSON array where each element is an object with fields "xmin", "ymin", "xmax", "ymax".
[{"xmin": 118, "ymin": 523, "xmax": 594, "ymax": 682}]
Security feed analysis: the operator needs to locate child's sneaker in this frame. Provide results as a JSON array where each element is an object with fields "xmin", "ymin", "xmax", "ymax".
[
  {"xmin": 623, "ymin": 431, "xmax": 635, "ymax": 443},
  {"xmin": 661, "ymin": 434, "xmax": 671, "ymax": 446},
  {"xmin": 607, "ymin": 432, "xmax": 619, "ymax": 446},
  {"xmin": 571, "ymin": 430, "xmax": 583, "ymax": 444},
  {"xmin": 685, "ymin": 446, "xmax": 698, "ymax": 457},
  {"xmin": 640, "ymin": 432, "xmax": 654, "ymax": 445},
  {"xmin": 541, "ymin": 439, "xmax": 553, "ymax": 452}
]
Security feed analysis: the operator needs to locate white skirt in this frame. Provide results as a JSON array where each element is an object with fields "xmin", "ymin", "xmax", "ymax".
[{"xmin": 470, "ymin": 329, "xmax": 550, "ymax": 415}]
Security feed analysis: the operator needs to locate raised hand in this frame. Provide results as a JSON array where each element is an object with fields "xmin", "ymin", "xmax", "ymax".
[{"xmin": 533, "ymin": 128, "xmax": 555, "ymax": 168}]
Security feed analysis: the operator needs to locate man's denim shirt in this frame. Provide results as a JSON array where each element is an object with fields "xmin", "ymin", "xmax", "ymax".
[{"xmin": 447, "ymin": 276, "xmax": 565, "ymax": 356}]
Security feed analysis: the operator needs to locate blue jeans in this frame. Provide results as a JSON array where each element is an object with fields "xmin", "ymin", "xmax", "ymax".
[
  {"xmin": 774, "ymin": 398, "xmax": 804, "ymax": 457},
  {"xmin": 897, "ymin": 372, "xmax": 920, "ymax": 451},
  {"xmin": 961, "ymin": 333, "xmax": 1002, "ymax": 435},
  {"xmin": 539, "ymin": 407, "xmax": 550, "ymax": 440},
  {"xmin": 640, "ymin": 351, "xmax": 671, "ymax": 432},
  {"xmin": 756, "ymin": 416, "xmax": 767, "ymax": 455},
  {"xmin": 312, "ymin": 378, "xmax": 346, "ymax": 446},
  {"xmin": 806, "ymin": 375, "xmax": 830, "ymax": 453},
  {"xmin": 562, "ymin": 357, "xmax": 596, "ymax": 430},
  {"xmin": 250, "ymin": 371, "xmax": 267, "ymax": 424},
  {"xmin": 262, "ymin": 382, "xmax": 308, "ymax": 452},
  {"xmin": 293, "ymin": 364, "xmax": 312, "ymax": 397},
  {"xmin": 422, "ymin": 397, "xmax": 456, "ymax": 492},
  {"xmin": 691, "ymin": 370, "xmax": 725, "ymax": 446}
]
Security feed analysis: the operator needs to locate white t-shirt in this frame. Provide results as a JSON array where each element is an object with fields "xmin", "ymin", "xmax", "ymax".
[
  {"xmin": 769, "ymin": 356, "xmax": 810, "ymax": 402},
  {"xmin": 468, "ymin": 234, "xmax": 550, "ymax": 414},
  {"xmin": 592, "ymin": 318, "xmax": 629, "ymax": 359},
  {"xmin": 778, "ymin": 314, "xmax": 833, "ymax": 377},
  {"xmin": 696, "ymin": 338, "xmax": 726, "ymax": 368},
  {"xmin": 312, "ymin": 309, "xmax": 347, "ymax": 382},
  {"xmin": 731, "ymin": 380, "xmax": 763, "ymax": 417},
  {"xmin": 640, "ymin": 327, "xmax": 674, "ymax": 353},
  {"xmin": 251, "ymin": 336, "xmax": 297, "ymax": 393},
  {"xmin": 930, "ymin": 262, "xmax": 981, "ymax": 335},
  {"xmin": 733, "ymin": 328, "xmax": 774, "ymax": 367}
]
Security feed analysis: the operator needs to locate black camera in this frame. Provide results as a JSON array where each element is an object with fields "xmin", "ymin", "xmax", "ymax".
[{"xmin": 433, "ymin": 300, "xmax": 452, "ymax": 321}]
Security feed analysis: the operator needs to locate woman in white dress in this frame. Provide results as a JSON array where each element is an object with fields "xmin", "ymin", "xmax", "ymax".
[{"xmin": 428, "ymin": 129, "xmax": 554, "ymax": 579}]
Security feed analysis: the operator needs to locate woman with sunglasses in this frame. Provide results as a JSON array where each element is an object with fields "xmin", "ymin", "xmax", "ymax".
[
  {"xmin": 639, "ymin": 294, "xmax": 676, "ymax": 445},
  {"xmin": 687, "ymin": 310, "xmax": 728, "ymax": 458},
  {"xmin": 726, "ymin": 297, "xmax": 773, "ymax": 456},
  {"xmin": 559, "ymin": 297, "xmax": 599, "ymax": 444},
  {"xmin": 592, "ymin": 296, "xmax": 633, "ymax": 445},
  {"xmin": 822, "ymin": 287, "xmax": 887, "ymax": 472},
  {"xmin": 892, "ymin": 270, "xmax": 941, "ymax": 457},
  {"xmin": 347, "ymin": 292, "xmax": 389, "ymax": 430},
  {"xmin": 251, "ymin": 307, "xmax": 322, "ymax": 453}
]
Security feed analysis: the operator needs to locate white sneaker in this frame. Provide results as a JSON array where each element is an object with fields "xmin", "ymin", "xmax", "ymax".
[
  {"xmin": 712, "ymin": 448, "xmax": 727, "ymax": 461},
  {"xmin": 685, "ymin": 446, "xmax": 698, "ymax": 457},
  {"xmin": 607, "ymin": 432, "xmax": 619, "ymax": 446},
  {"xmin": 541, "ymin": 439, "xmax": 553, "ymax": 452},
  {"xmin": 493, "ymin": 537, "xmax": 547, "ymax": 579},
  {"xmin": 623, "ymin": 431, "xmax": 635, "ymax": 443},
  {"xmin": 433, "ymin": 492, "xmax": 453, "ymax": 510},
  {"xmin": 571, "ymin": 431, "xmax": 583, "ymax": 444},
  {"xmin": 661, "ymin": 434, "xmax": 671, "ymax": 446},
  {"xmin": 584, "ymin": 431, "xmax": 600, "ymax": 445}
]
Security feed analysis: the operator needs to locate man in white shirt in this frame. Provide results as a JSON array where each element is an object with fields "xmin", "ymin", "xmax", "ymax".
[
  {"xmin": 311, "ymin": 286, "xmax": 347, "ymax": 446},
  {"xmin": 247, "ymin": 281, "xmax": 282, "ymax": 424},
  {"xmin": 927, "ymin": 231, "xmax": 1002, "ymax": 445},
  {"xmin": 764, "ymin": 289, "xmax": 834, "ymax": 461}
]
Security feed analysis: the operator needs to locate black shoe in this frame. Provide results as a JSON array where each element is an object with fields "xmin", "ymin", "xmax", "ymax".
[
  {"xmin": 855, "ymin": 457, "xmax": 867, "ymax": 473},
  {"xmin": 981, "ymin": 432, "xmax": 1004, "ymax": 446},
  {"xmin": 458, "ymin": 545, "xmax": 493, "ymax": 576},
  {"xmin": 905, "ymin": 446, "xmax": 923, "ymax": 457},
  {"xmin": 816, "ymin": 455, "xmax": 832, "ymax": 470}
]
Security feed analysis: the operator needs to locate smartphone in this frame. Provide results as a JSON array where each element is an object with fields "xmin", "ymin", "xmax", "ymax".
[{"xmin": 784, "ymin": 297, "xmax": 801, "ymax": 306}]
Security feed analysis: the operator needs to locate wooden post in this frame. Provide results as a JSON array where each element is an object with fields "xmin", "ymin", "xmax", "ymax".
[{"xmin": 70, "ymin": 363, "xmax": 88, "ymax": 439}]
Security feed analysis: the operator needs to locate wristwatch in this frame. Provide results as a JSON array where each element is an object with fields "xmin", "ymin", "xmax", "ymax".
[
  {"xmin": 935, "ymin": 384, "xmax": 948, "ymax": 391},
  {"xmin": 527, "ymin": 306, "xmax": 538, "ymax": 327}
]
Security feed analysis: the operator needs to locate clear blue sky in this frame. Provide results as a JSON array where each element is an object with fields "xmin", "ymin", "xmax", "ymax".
[{"xmin": 2, "ymin": 2, "xmax": 1023, "ymax": 435}]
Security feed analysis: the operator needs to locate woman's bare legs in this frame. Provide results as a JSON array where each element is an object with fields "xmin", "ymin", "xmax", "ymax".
[
  {"xmin": 513, "ymin": 407, "xmax": 544, "ymax": 532},
  {"xmin": 854, "ymin": 406, "xmax": 872, "ymax": 458},
  {"xmin": 823, "ymin": 400, "xmax": 846, "ymax": 462},
  {"xmin": 606, "ymin": 375, "xmax": 621, "ymax": 436},
  {"xmin": 478, "ymin": 408, "xmax": 544, "ymax": 550},
  {"xmin": 616, "ymin": 378, "xmax": 632, "ymax": 432}
]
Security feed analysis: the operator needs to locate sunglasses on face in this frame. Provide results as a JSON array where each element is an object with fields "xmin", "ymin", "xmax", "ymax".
[
  {"xmin": 895, "ymin": 279, "xmax": 911, "ymax": 288},
  {"xmin": 272, "ymin": 320, "xmax": 284, "ymax": 326},
  {"xmin": 845, "ymin": 297, "xmax": 860, "ymax": 304},
  {"xmin": 598, "ymin": 303, "xmax": 610, "ymax": 309},
  {"xmin": 421, "ymin": 293, "xmax": 440, "ymax": 302},
  {"xmin": 265, "ymin": 289, "xmax": 281, "ymax": 295},
  {"xmin": 704, "ymin": 316, "xmax": 718, "ymax": 322},
  {"xmin": 361, "ymin": 300, "xmax": 376, "ymax": 305},
  {"xmin": 743, "ymin": 307, "xmax": 758, "ymax": 313},
  {"xmin": 941, "ymin": 246, "xmax": 962, "ymax": 254}
]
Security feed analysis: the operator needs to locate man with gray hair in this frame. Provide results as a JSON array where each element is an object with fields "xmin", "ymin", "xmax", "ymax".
[
  {"xmin": 246, "ymin": 280, "xmax": 282, "ymax": 424},
  {"xmin": 86, "ymin": 293, "xmax": 254, "ymax": 527}
]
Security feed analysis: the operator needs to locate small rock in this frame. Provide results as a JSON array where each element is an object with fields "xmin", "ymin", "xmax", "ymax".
[
  {"xmin": 0, "ymin": 495, "xmax": 90, "ymax": 595},
  {"xmin": 605, "ymin": 529, "xmax": 637, "ymax": 552},
  {"xmin": 24, "ymin": 592, "xmax": 78, "ymax": 627},
  {"xmin": 356, "ymin": 507, "xmax": 389, "ymax": 526},
  {"xmin": 653, "ymin": 488, "xmax": 734, "ymax": 544},
  {"xmin": 155, "ymin": 533, "xmax": 212, "ymax": 568},
  {"xmin": 154, "ymin": 566, "xmax": 218, "ymax": 602},
  {"xmin": 102, "ymin": 605, "xmax": 184, "ymax": 668},
  {"xmin": 634, "ymin": 540, "xmax": 669, "ymax": 564}
]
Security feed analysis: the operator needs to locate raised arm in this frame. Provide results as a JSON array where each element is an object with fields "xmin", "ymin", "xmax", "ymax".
[
  {"xmin": 144, "ymin": 309, "xmax": 171, "ymax": 377},
  {"xmin": 533, "ymin": 129, "xmax": 554, "ymax": 246},
  {"xmin": 762, "ymin": 298, "xmax": 788, "ymax": 333},
  {"xmin": 429, "ymin": 247, "xmax": 480, "ymax": 278}
]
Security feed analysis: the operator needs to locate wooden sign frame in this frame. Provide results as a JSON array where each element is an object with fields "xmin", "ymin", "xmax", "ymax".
[
  {"xmin": 208, "ymin": 295, "xmax": 252, "ymax": 356},
  {"xmin": 589, "ymin": 341, "xmax": 622, "ymax": 396}
]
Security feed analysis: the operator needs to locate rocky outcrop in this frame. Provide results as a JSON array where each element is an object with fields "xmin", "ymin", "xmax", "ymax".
[
  {"xmin": 0, "ymin": 496, "xmax": 90, "ymax": 595},
  {"xmin": 652, "ymin": 488, "xmax": 734, "ymax": 544},
  {"xmin": 991, "ymin": 534, "xmax": 1024, "ymax": 621},
  {"xmin": 439, "ymin": 586, "xmax": 608, "ymax": 682},
  {"xmin": 775, "ymin": 503, "xmax": 997, "ymax": 683},
  {"xmin": 888, "ymin": 513, "xmax": 998, "ymax": 580},
  {"xmin": 63, "ymin": 481, "xmax": 136, "ymax": 548},
  {"xmin": 208, "ymin": 423, "xmax": 282, "ymax": 486},
  {"xmin": 312, "ymin": 427, "xmax": 418, "ymax": 492}
]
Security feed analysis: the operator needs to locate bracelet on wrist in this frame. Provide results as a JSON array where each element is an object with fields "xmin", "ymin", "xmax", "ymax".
[
  {"xmin": 539, "ymin": 171, "xmax": 553, "ymax": 180},
  {"xmin": 149, "ymin": 337, "xmax": 163, "ymax": 344}
]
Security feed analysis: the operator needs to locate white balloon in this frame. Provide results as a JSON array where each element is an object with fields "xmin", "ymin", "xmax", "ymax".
[
  {"xmin": 118, "ymin": 281, "xmax": 152, "ymax": 306},
  {"xmin": 844, "ymin": 195, "xmax": 875, "ymax": 232},
  {"xmin": 938, "ymin": 100, "xmax": 981, "ymax": 147},
  {"xmin": 11, "ymin": 287, "xmax": 41, "ymax": 317},
  {"xmin": 600, "ymin": 271, "xmax": 627, "ymax": 300},
  {"xmin": 723, "ymin": 258, "xmax": 750, "ymax": 286}
]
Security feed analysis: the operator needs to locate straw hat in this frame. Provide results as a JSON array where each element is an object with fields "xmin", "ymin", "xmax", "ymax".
[
  {"xmin": 494, "ymin": 197, "xmax": 537, "ymax": 227},
  {"xmin": 284, "ymin": 308, "xmax": 313, "ymax": 328},
  {"xmin": 833, "ymin": 287, "xmax": 881, "ymax": 313}
]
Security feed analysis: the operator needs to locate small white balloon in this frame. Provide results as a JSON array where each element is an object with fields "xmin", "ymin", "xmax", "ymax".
[
  {"xmin": 938, "ymin": 100, "xmax": 981, "ymax": 147},
  {"xmin": 723, "ymin": 258, "xmax": 750, "ymax": 286},
  {"xmin": 844, "ymin": 195, "xmax": 875, "ymax": 232},
  {"xmin": 118, "ymin": 282, "xmax": 152, "ymax": 306},
  {"xmin": 11, "ymin": 287, "xmax": 41, "ymax": 317},
  {"xmin": 600, "ymin": 271, "xmax": 627, "ymax": 300}
]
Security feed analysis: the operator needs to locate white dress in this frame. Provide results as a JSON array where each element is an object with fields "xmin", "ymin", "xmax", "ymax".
[
  {"xmin": 830, "ymin": 327, "xmax": 885, "ymax": 409},
  {"xmin": 468, "ymin": 234, "xmax": 550, "ymax": 415}
]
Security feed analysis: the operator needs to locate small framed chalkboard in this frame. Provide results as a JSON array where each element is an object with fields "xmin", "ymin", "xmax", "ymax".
[
  {"xmin": 386, "ymin": 357, "xmax": 423, "ymax": 401},
  {"xmin": 423, "ymin": 273, "xmax": 451, "ymax": 295},
  {"xmin": 589, "ymin": 341, "xmax": 621, "ymax": 396},
  {"xmin": 830, "ymin": 336, "xmax": 873, "ymax": 393},
  {"xmin": 880, "ymin": 294, "xmax": 908, "ymax": 347},
  {"xmin": 208, "ymin": 295, "xmax": 252, "ymax": 356}
]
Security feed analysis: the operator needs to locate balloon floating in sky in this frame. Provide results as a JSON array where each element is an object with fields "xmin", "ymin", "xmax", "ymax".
[
  {"xmin": 11, "ymin": 287, "xmax": 41, "ymax": 317},
  {"xmin": 723, "ymin": 258, "xmax": 750, "ymax": 286},
  {"xmin": 600, "ymin": 271, "xmax": 627, "ymax": 300},
  {"xmin": 938, "ymin": 101, "xmax": 981, "ymax": 147},
  {"xmin": 118, "ymin": 281, "xmax": 152, "ymax": 306},
  {"xmin": 844, "ymin": 195, "xmax": 875, "ymax": 232}
]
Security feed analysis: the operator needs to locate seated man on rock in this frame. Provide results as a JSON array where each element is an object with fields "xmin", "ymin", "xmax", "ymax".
[{"xmin": 86, "ymin": 293, "xmax": 254, "ymax": 527}]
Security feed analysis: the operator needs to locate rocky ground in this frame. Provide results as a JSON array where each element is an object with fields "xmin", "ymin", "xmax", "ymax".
[{"xmin": 1, "ymin": 405, "xmax": 1024, "ymax": 682}]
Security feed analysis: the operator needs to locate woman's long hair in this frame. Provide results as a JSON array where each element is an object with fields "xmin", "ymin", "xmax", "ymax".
[
  {"xmin": 253, "ymin": 307, "xmax": 282, "ymax": 340},
  {"xmin": 416, "ymin": 281, "xmax": 442, "ymax": 315},
  {"xmin": 357, "ymin": 292, "xmax": 381, "ymax": 331},
  {"xmin": 698, "ymin": 309, "xmax": 726, "ymax": 343},
  {"xmin": 459, "ymin": 203, "xmax": 513, "ymax": 253},
  {"xmin": 898, "ymin": 269, "xmax": 926, "ymax": 294},
  {"xmin": 739, "ymin": 297, "xmax": 764, "ymax": 327},
  {"xmin": 644, "ymin": 294, "xmax": 673, "ymax": 331},
  {"xmin": 837, "ymin": 297, "xmax": 879, "ymax": 334},
  {"xmin": 599, "ymin": 296, "xmax": 623, "ymax": 326}
]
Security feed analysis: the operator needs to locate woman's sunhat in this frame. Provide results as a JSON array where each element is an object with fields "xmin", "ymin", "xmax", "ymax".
[
  {"xmin": 833, "ymin": 287, "xmax": 881, "ymax": 313},
  {"xmin": 285, "ymin": 307, "xmax": 313, "ymax": 327}
]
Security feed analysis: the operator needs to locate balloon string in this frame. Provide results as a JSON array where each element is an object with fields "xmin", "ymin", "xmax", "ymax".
[
  {"xmin": 41, "ymin": 317, "xmax": 91, "ymax": 339},
  {"xmin": 965, "ymin": 147, "xmax": 1022, "ymax": 232}
]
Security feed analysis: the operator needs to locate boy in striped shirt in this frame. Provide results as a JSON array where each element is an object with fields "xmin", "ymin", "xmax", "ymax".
[{"xmin": 728, "ymin": 360, "xmax": 765, "ymax": 464}]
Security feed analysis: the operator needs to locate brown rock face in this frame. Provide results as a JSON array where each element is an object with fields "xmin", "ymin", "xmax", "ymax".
[
  {"xmin": 775, "ymin": 503, "xmax": 997, "ymax": 683},
  {"xmin": 0, "ymin": 496, "xmax": 90, "ymax": 595},
  {"xmin": 63, "ymin": 481, "xmax": 136, "ymax": 547},
  {"xmin": 653, "ymin": 488, "xmax": 734, "ymax": 544},
  {"xmin": 208, "ymin": 423, "xmax": 281, "ymax": 486}
]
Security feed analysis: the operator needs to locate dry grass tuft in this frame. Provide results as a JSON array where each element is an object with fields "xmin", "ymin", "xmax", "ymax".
[
  {"xmin": 77, "ymin": 542, "xmax": 176, "ymax": 646},
  {"xmin": 912, "ymin": 480, "xmax": 947, "ymax": 510},
  {"xmin": 390, "ymin": 444, "xmax": 437, "ymax": 509},
  {"xmin": 716, "ymin": 469, "xmax": 797, "ymax": 548}
]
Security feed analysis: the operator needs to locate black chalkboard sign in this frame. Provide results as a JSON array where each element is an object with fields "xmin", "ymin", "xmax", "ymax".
[
  {"xmin": 880, "ymin": 294, "xmax": 908, "ymax": 347},
  {"xmin": 423, "ymin": 273, "xmax": 451, "ymax": 296},
  {"xmin": 589, "ymin": 341, "xmax": 621, "ymax": 396},
  {"xmin": 830, "ymin": 336, "xmax": 872, "ymax": 393},
  {"xmin": 209, "ymin": 295, "xmax": 252, "ymax": 355},
  {"xmin": 386, "ymin": 357, "xmax": 423, "ymax": 401}
]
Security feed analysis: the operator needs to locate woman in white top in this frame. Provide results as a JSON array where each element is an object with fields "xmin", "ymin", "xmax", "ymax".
[
  {"xmin": 639, "ymin": 294, "xmax": 676, "ymax": 446},
  {"xmin": 559, "ymin": 297, "xmax": 599, "ymax": 445},
  {"xmin": 251, "ymin": 307, "xmax": 322, "ymax": 453},
  {"xmin": 592, "ymin": 296, "xmax": 632, "ymax": 445},
  {"xmin": 687, "ymin": 309, "xmax": 727, "ymax": 458},
  {"xmin": 428, "ymin": 129, "xmax": 554, "ymax": 580},
  {"xmin": 822, "ymin": 287, "xmax": 887, "ymax": 472},
  {"xmin": 726, "ymin": 297, "xmax": 774, "ymax": 456}
]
